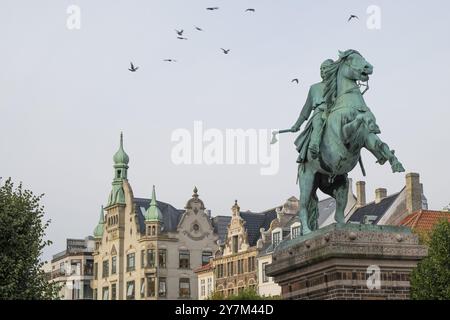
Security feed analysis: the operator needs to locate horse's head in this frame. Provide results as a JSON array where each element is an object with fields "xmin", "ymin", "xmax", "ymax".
[{"xmin": 339, "ymin": 50, "xmax": 373, "ymax": 82}]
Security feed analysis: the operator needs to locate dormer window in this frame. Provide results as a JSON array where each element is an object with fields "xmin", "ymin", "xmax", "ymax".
[
  {"xmin": 290, "ymin": 222, "xmax": 301, "ymax": 239},
  {"xmin": 272, "ymin": 231, "xmax": 281, "ymax": 247}
]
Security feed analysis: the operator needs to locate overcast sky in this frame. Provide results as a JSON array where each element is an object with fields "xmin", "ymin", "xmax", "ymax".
[{"xmin": 1, "ymin": 0, "xmax": 449, "ymax": 261}]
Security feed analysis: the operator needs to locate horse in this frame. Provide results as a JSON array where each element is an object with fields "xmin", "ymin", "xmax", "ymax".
[{"xmin": 298, "ymin": 49, "xmax": 405, "ymax": 235}]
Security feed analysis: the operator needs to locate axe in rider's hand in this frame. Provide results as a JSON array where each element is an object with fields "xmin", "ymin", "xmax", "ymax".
[{"xmin": 270, "ymin": 129, "xmax": 293, "ymax": 144}]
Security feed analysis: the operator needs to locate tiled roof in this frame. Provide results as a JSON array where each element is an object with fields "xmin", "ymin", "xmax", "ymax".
[
  {"xmin": 212, "ymin": 216, "xmax": 231, "ymax": 243},
  {"xmin": 193, "ymin": 262, "xmax": 213, "ymax": 274},
  {"xmin": 347, "ymin": 192, "xmax": 400, "ymax": 224},
  {"xmin": 240, "ymin": 209, "xmax": 277, "ymax": 246},
  {"xmin": 400, "ymin": 210, "xmax": 450, "ymax": 233}
]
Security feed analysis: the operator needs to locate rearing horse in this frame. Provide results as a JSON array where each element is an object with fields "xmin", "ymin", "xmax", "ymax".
[{"xmin": 298, "ymin": 50, "xmax": 405, "ymax": 235}]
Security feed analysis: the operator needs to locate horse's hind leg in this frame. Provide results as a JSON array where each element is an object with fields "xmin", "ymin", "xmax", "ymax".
[
  {"xmin": 318, "ymin": 174, "xmax": 349, "ymax": 224},
  {"xmin": 333, "ymin": 175, "xmax": 349, "ymax": 224},
  {"xmin": 298, "ymin": 165, "xmax": 317, "ymax": 235}
]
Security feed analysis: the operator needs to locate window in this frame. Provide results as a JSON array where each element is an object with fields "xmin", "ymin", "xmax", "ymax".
[
  {"xmin": 227, "ymin": 261, "xmax": 234, "ymax": 276},
  {"xmin": 102, "ymin": 286, "xmax": 109, "ymax": 300},
  {"xmin": 93, "ymin": 288, "xmax": 97, "ymax": 300},
  {"xmin": 140, "ymin": 278, "xmax": 145, "ymax": 298},
  {"xmin": 207, "ymin": 278, "xmax": 213, "ymax": 296},
  {"xmin": 217, "ymin": 264, "xmax": 224, "ymax": 278},
  {"xmin": 179, "ymin": 250, "xmax": 190, "ymax": 269},
  {"xmin": 159, "ymin": 249, "xmax": 167, "ymax": 268},
  {"xmin": 237, "ymin": 259, "xmax": 244, "ymax": 274},
  {"xmin": 232, "ymin": 235, "xmax": 238, "ymax": 253},
  {"xmin": 83, "ymin": 280, "xmax": 93, "ymax": 299},
  {"xmin": 147, "ymin": 249, "xmax": 155, "ymax": 268},
  {"xmin": 159, "ymin": 278, "xmax": 167, "ymax": 297},
  {"xmin": 111, "ymin": 283, "xmax": 117, "ymax": 300},
  {"xmin": 127, "ymin": 253, "xmax": 135, "ymax": 272},
  {"xmin": 111, "ymin": 256, "xmax": 117, "ymax": 274},
  {"xmin": 141, "ymin": 250, "xmax": 145, "ymax": 268},
  {"xmin": 147, "ymin": 277, "xmax": 156, "ymax": 297},
  {"xmin": 262, "ymin": 262, "xmax": 269, "ymax": 283},
  {"xmin": 227, "ymin": 288, "xmax": 234, "ymax": 296},
  {"xmin": 126, "ymin": 281, "xmax": 135, "ymax": 300},
  {"xmin": 102, "ymin": 260, "xmax": 109, "ymax": 278},
  {"xmin": 200, "ymin": 279, "xmax": 206, "ymax": 297},
  {"xmin": 179, "ymin": 278, "xmax": 190, "ymax": 298},
  {"xmin": 202, "ymin": 251, "xmax": 212, "ymax": 266},
  {"xmin": 272, "ymin": 231, "xmax": 281, "ymax": 247},
  {"xmin": 59, "ymin": 262, "xmax": 65, "ymax": 275},
  {"xmin": 84, "ymin": 259, "xmax": 93, "ymax": 276},
  {"xmin": 94, "ymin": 262, "xmax": 98, "ymax": 280},
  {"xmin": 71, "ymin": 259, "xmax": 81, "ymax": 275},
  {"xmin": 248, "ymin": 256, "xmax": 255, "ymax": 272},
  {"xmin": 291, "ymin": 225, "xmax": 301, "ymax": 239}
]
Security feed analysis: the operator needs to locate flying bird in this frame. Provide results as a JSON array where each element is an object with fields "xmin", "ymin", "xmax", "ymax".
[
  {"xmin": 194, "ymin": 26, "xmax": 203, "ymax": 31},
  {"xmin": 206, "ymin": 7, "xmax": 219, "ymax": 11},
  {"xmin": 291, "ymin": 78, "xmax": 299, "ymax": 84},
  {"xmin": 128, "ymin": 62, "xmax": 139, "ymax": 72},
  {"xmin": 177, "ymin": 36, "xmax": 188, "ymax": 40},
  {"xmin": 221, "ymin": 48, "xmax": 231, "ymax": 54},
  {"xmin": 245, "ymin": 8, "xmax": 256, "ymax": 12},
  {"xmin": 163, "ymin": 59, "xmax": 177, "ymax": 62},
  {"xmin": 175, "ymin": 29, "xmax": 184, "ymax": 36},
  {"xmin": 348, "ymin": 14, "xmax": 359, "ymax": 22}
]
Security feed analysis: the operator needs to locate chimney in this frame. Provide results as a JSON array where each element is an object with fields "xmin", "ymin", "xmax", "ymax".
[
  {"xmin": 406, "ymin": 173, "xmax": 422, "ymax": 214},
  {"xmin": 375, "ymin": 188, "xmax": 387, "ymax": 204},
  {"xmin": 356, "ymin": 181, "xmax": 366, "ymax": 207}
]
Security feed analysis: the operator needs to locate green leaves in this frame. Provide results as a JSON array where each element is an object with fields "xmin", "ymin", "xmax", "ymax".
[
  {"xmin": 0, "ymin": 178, "xmax": 59, "ymax": 300},
  {"xmin": 410, "ymin": 219, "xmax": 450, "ymax": 300}
]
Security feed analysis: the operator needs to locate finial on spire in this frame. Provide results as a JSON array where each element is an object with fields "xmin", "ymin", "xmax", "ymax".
[
  {"xmin": 193, "ymin": 186, "xmax": 198, "ymax": 198},
  {"xmin": 151, "ymin": 185, "xmax": 157, "ymax": 205},
  {"xmin": 120, "ymin": 131, "xmax": 124, "ymax": 148}
]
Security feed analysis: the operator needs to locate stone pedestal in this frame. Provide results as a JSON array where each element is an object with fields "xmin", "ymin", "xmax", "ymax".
[{"xmin": 265, "ymin": 223, "xmax": 427, "ymax": 300}]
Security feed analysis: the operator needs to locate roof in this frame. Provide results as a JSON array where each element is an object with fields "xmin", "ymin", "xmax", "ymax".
[
  {"xmin": 212, "ymin": 216, "xmax": 231, "ymax": 243},
  {"xmin": 193, "ymin": 262, "xmax": 213, "ymax": 274},
  {"xmin": 240, "ymin": 209, "xmax": 277, "ymax": 246},
  {"xmin": 134, "ymin": 198, "xmax": 184, "ymax": 234},
  {"xmin": 317, "ymin": 197, "xmax": 336, "ymax": 226},
  {"xmin": 400, "ymin": 210, "xmax": 450, "ymax": 233},
  {"xmin": 347, "ymin": 192, "xmax": 400, "ymax": 224}
]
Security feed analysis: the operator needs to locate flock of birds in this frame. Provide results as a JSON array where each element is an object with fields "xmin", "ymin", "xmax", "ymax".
[{"xmin": 127, "ymin": 7, "xmax": 360, "ymax": 85}]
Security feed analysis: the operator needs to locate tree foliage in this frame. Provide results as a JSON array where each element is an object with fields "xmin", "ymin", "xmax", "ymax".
[
  {"xmin": 208, "ymin": 288, "xmax": 281, "ymax": 300},
  {"xmin": 0, "ymin": 178, "xmax": 59, "ymax": 299},
  {"xmin": 410, "ymin": 219, "xmax": 450, "ymax": 300}
]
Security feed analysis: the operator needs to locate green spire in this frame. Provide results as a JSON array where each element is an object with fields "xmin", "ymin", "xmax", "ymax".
[
  {"xmin": 93, "ymin": 206, "xmax": 105, "ymax": 238},
  {"xmin": 145, "ymin": 185, "xmax": 162, "ymax": 222},
  {"xmin": 113, "ymin": 132, "xmax": 129, "ymax": 165},
  {"xmin": 107, "ymin": 132, "xmax": 128, "ymax": 206}
]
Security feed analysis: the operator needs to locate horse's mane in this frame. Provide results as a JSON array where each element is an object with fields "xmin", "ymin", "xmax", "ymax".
[{"xmin": 323, "ymin": 49, "xmax": 361, "ymax": 108}]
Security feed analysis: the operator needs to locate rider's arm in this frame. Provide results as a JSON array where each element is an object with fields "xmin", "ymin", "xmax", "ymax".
[{"xmin": 291, "ymin": 89, "xmax": 313, "ymax": 132}]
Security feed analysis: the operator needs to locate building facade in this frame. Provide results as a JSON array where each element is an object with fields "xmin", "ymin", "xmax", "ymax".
[
  {"xmin": 91, "ymin": 134, "xmax": 219, "ymax": 300},
  {"xmin": 194, "ymin": 262, "xmax": 214, "ymax": 300},
  {"xmin": 211, "ymin": 200, "xmax": 277, "ymax": 297},
  {"xmin": 50, "ymin": 237, "xmax": 95, "ymax": 300}
]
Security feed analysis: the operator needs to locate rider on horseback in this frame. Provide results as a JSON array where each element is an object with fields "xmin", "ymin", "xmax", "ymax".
[{"xmin": 291, "ymin": 59, "xmax": 334, "ymax": 161}]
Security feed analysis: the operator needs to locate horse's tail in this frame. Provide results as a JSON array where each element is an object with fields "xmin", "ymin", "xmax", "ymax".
[{"xmin": 307, "ymin": 192, "xmax": 319, "ymax": 231}]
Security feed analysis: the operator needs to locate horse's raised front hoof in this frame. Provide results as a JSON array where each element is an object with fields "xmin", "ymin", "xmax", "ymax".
[{"xmin": 391, "ymin": 160, "xmax": 405, "ymax": 173}]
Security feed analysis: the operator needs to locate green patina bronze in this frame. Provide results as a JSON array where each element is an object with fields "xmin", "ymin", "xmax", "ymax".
[{"xmin": 279, "ymin": 49, "xmax": 405, "ymax": 235}]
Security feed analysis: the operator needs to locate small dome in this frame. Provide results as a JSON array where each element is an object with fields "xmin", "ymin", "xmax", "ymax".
[
  {"xmin": 145, "ymin": 185, "xmax": 162, "ymax": 222},
  {"xmin": 93, "ymin": 206, "xmax": 105, "ymax": 238},
  {"xmin": 113, "ymin": 132, "xmax": 129, "ymax": 165}
]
